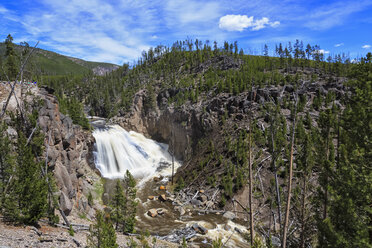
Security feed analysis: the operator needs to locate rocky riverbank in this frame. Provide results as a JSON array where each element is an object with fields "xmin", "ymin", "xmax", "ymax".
[{"xmin": 0, "ymin": 218, "xmax": 178, "ymax": 248}]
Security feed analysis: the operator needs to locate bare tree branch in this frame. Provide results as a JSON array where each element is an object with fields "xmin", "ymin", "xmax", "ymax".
[{"xmin": 0, "ymin": 41, "xmax": 39, "ymax": 120}]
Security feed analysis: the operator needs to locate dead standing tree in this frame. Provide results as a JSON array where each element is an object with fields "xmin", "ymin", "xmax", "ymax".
[
  {"xmin": 282, "ymin": 81, "xmax": 304, "ymax": 248},
  {"xmin": 247, "ymin": 85, "xmax": 256, "ymax": 246},
  {"xmin": 282, "ymin": 92, "xmax": 299, "ymax": 248},
  {"xmin": 0, "ymin": 41, "xmax": 39, "ymax": 120},
  {"xmin": 0, "ymin": 40, "xmax": 71, "ymax": 227}
]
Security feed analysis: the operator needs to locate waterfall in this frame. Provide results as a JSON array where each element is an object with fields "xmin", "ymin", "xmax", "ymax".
[{"xmin": 93, "ymin": 125, "xmax": 178, "ymax": 179}]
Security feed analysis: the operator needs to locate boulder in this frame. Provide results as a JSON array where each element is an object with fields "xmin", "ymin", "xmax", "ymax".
[
  {"xmin": 153, "ymin": 176, "xmax": 161, "ymax": 182},
  {"xmin": 190, "ymin": 199, "xmax": 202, "ymax": 206},
  {"xmin": 88, "ymin": 207, "xmax": 95, "ymax": 219},
  {"xmin": 159, "ymin": 194, "xmax": 167, "ymax": 202},
  {"xmin": 205, "ymin": 201, "xmax": 214, "ymax": 208},
  {"xmin": 157, "ymin": 208, "xmax": 166, "ymax": 215},
  {"xmin": 148, "ymin": 196, "xmax": 155, "ymax": 200},
  {"xmin": 6, "ymin": 126, "xmax": 17, "ymax": 138},
  {"xmin": 67, "ymin": 150, "xmax": 78, "ymax": 161},
  {"xmin": 45, "ymin": 99, "xmax": 55, "ymax": 110},
  {"xmin": 76, "ymin": 168, "xmax": 84, "ymax": 178},
  {"xmin": 63, "ymin": 134, "xmax": 76, "ymax": 150},
  {"xmin": 147, "ymin": 209, "xmax": 158, "ymax": 217},
  {"xmin": 59, "ymin": 191, "xmax": 72, "ymax": 215},
  {"xmin": 52, "ymin": 127, "xmax": 62, "ymax": 143},
  {"xmin": 179, "ymin": 207, "xmax": 186, "ymax": 216},
  {"xmin": 47, "ymin": 147, "xmax": 59, "ymax": 166},
  {"xmin": 197, "ymin": 195, "xmax": 208, "ymax": 203},
  {"xmin": 54, "ymin": 162, "xmax": 73, "ymax": 197},
  {"xmin": 192, "ymin": 223, "xmax": 208, "ymax": 235},
  {"xmin": 174, "ymin": 206, "xmax": 186, "ymax": 216},
  {"xmin": 224, "ymin": 223, "xmax": 232, "ymax": 231},
  {"xmin": 38, "ymin": 116, "xmax": 49, "ymax": 131},
  {"xmin": 223, "ymin": 211, "xmax": 236, "ymax": 220},
  {"xmin": 62, "ymin": 115, "xmax": 73, "ymax": 130}
]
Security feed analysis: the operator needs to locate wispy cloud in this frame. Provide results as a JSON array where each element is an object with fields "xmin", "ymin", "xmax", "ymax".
[
  {"xmin": 1, "ymin": 0, "xmax": 159, "ymax": 64},
  {"xmin": 219, "ymin": 15, "xmax": 280, "ymax": 31},
  {"xmin": 0, "ymin": 0, "xmax": 371, "ymax": 63},
  {"xmin": 362, "ymin": 44, "xmax": 371, "ymax": 49},
  {"xmin": 0, "ymin": 6, "xmax": 8, "ymax": 13},
  {"xmin": 304, "ymin": 1, "xmax": 372, "ymax": 30}
]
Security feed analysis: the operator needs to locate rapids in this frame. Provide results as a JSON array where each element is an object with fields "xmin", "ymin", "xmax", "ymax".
[{"xmin": 92, "ymin": 124, "xmax": 251, "ymax": 247}]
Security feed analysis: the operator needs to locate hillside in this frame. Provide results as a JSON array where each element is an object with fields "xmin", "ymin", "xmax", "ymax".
[
  {"xmin": 0, "ymin": 42, "xmax": 119, "ymax": 76},
  {"xmin": 0, "ymin": 39, "xmax": 371, "ymax": 247}
]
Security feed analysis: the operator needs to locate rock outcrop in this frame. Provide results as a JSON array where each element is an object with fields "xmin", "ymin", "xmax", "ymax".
[
  {"xmin": 111, "ymin": 77, "xmax": 347, "ymax": 163},
  {"xmin": 36, "ymin": 87, "xmax": 98, "ymax": 218}
]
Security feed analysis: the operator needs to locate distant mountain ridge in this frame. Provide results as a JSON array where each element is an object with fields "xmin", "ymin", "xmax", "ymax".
[{"xmin": 0, "ymin": 42, "xmax": 120, "ymax": 76}]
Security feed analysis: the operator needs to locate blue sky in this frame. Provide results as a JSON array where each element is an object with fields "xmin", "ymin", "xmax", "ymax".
[{"xmin": 1, "ymin": 0, "xmax": 371, "ymax": 65}]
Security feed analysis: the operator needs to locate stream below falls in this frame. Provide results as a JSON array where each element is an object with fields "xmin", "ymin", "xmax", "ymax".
[{"xmin": 92, "ymin": 124, "xmax": 250, "ymax": 247}]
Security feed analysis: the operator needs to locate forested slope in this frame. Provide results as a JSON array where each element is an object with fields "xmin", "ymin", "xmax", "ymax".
[{"xmin": 1, "ymin": 36, "xmax": 370, "ymax": 247}]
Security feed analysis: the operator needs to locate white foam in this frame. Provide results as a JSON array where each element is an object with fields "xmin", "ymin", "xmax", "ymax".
[{"xmin": 93, "ymin": 125, "xmax": 180, "ymax": 184}]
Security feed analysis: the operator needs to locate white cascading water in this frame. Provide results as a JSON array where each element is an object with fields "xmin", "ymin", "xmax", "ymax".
[{"xmin": 93, "ymin": 125, "xmax": 179, "ymax": 180}]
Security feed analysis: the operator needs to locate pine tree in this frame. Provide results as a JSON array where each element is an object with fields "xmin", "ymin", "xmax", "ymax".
[
  {"xmin": 267, "ymin": 103, "xmax": 287, "ymax": 236},
  {"xmin": 292, "ymin": 118, "xmax": 317, "ymax": 247},
  {"xmin": 4, "ymin": 34, "xmax": 19, "ymax": 80},
  {"xmin": 0, "ymin": 121, "xmax": 15, "ymax": 207},
  {"xmin": 13, "ymin": 130, "xmax": 48, "ymax": 224},
  {"xmin": 317, "ymin": 54, "xmax": 372, "ymax": 247},
  {"xmin": 316, "ymin": 105, "xmax": 337, "ymax": 246},
  {"xmin": 1, "ymin": 108, "xmax": 49, "ymax": 224},
  {"xmin": 282, "ymin": 93, "xmax": 298, "ymax": 248},
  {"xmin": 122, "ymin": 170, "xmax": 138, "ymax": 233},
  {"xmin": 110, "ymin": 179, "xmax": 125, "ymax": 230},
  {"xmin": 87, "ymin": 210, "xmax": 118, "ymax": 248}
]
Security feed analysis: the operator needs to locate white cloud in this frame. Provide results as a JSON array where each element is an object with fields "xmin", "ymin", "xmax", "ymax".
[
  {"xmin": 314, "ymin": 49, "xmax": 330, "ymax": 54},
  {"xmin": 2, "ymin": 0, "xmax": 229, "ymax": 63},
  {"xmin": 219, "ymin": 14, "xmax": 280, "ymax": 31},
  {"xmin": 12, "ymin": 0, "xmax": 160, "ymax": 64},
  {"xmin": 334, "ymin": 43, "xmax": 344, "ymax": 47},
  {"xmin": 270, "ymin": 21, "xmax": 280, "ymax": 28},
  {"xmin": 252, "ymin": 17, "xmax": 269, "ymax": 31},
  {"xmin": 362, "ymin": 44, "xmax": 371, "ymax": 49},
  {"xmin": 219, "ymin": 15, "xmax": 254, "ymax": 31}
]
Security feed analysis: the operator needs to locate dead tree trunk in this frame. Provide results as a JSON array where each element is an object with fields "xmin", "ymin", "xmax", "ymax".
[
  {"xmin": 248, "ymin": 117, "xmax": 254, "ymax": 246},
  {"xmin": 323, "ymin": 128, "xmax": 330, "ymax": 221},
  {"xmin": 282, "ymin": 94, "xmax": 298, "ymax": 248},
  {"xmin": 300, "ymin": 173, "xmax": 307, "ymax": 248},
  {"xmin": 270, "ymin": 126, "xmax": 282, "ymax": 232},
  {"xmin": 0, "ymin": 41, "xmax": 39, "ymax": 120}
]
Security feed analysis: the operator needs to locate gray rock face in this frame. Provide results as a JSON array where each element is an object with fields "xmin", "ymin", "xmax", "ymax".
[
  {"xmin": 59, "ymin": 191, "xmax": 72, "ymax": 215},
  {"xmin": 112, "ymin": 80, "xmax": 347, "ymax": 164},
  {"xmin": 36, "ymin": 89, "xmax": 96, "ymax": 217},
  {"xmin": 1, "ymin": 84, "xmax": 97, "ymax": 218}
]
